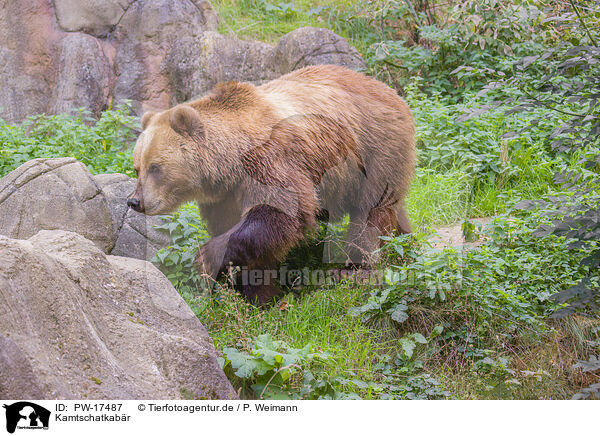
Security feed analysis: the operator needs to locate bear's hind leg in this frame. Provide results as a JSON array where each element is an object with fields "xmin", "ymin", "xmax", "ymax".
[
  {"xmin": 344, "ymin": 211, "xmax": 381, "ymax": 267},
  {"xmin": 394, "ymin": 205, "xmax": 412, "ymax": 235},
  {"xmin": 344, "ymin": 203, "xmax": 411, "ymax": 267}
]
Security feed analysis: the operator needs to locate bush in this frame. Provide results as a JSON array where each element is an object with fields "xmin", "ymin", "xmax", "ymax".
[
  {"xmin": 353, "ymin": 199, "xmax": 599, "ymax": 333},
  {"xmin": 366, "ymin": 0, "xmax": 550, "ymax": 98}
]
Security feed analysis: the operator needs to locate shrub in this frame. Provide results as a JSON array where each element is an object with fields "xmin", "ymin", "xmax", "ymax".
[{"xmin": 353, "ymin": 200, "xmax": 598, "ymax": 331}]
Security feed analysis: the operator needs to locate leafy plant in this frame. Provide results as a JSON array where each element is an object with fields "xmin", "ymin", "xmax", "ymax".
[
  {"xmin": 0, "ymin": 102, "xmax": 138, "ymax": 177},
  {"xmin": 264, "ymin": 2, "xmax": 299, "ymax": 18},
  {"xmin": 458, "ymin": 1, "xmax": 600, "ymax": 321},
  {"xmin": 367, "ymin": 0, "xmax": 547, "ymax": 98},
  {"xmin": 151, "ymin": 203, "xmax": 210, "ymax": 292},
  {"xmin": 353, "ymin": 202, "xmax": 598, "ymax": 330},
  {"xmin": 219, "ymin": 331, "xmax": 449, "ymax": 400},
  {"xmin": 220, "ymin": 334, "xmax": 355, "ymax": 399}
]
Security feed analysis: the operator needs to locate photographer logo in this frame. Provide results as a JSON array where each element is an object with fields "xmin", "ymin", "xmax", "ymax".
[{"xmin": 2, "ymin": 402, "xmax": 50, "ymax": 434}]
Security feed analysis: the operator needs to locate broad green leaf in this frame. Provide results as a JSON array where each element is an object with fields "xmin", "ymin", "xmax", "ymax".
[
  {"xmin": 413, "ymin": 333, "xmax": 428, "ymax": 344},
  {"xmin": 399, "ymin": 338, "xmax": 416, "ymax": 359}
]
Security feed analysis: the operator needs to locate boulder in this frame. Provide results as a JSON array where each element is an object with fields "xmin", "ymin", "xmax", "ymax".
[
  {"xmin": 0, "ymin": 230, "xmax": 236, "ymax": 399},
  {"xmin": 51, "ymin": 33, "xmax": 112, "ymax": 117},
  {"xmin": 112, "ymin": 0, "xmax": 219, "ymax": 112},
  {"xmin": 0, "ymin": 335, "xmax": 44, "ymax": 399},
  {"xmin": 167, "ymin": 31, "xmax": 277, "ymax": 103},
  {"xmin": 165, "ymin": 27, "xmax": 367, "ymax": 105},
  {"xmin": 0, "ymin": 0, "xmax": 62, "ymax": 123},
  {"xmin": 271, "ymin": 27, "xmax": 366, "ymax": 75},
  {"xmin": 0, "ymin": 158, "xmax": 115, "ymax": 253},
  {"xmin": 0, "ymin": 158, "xmax": 169, "ymax": 260}
]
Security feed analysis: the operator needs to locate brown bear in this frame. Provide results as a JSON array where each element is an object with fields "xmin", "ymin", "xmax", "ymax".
[{"xmin": 128, "ymin": 64, "xmax": 416, "ymax": 304}]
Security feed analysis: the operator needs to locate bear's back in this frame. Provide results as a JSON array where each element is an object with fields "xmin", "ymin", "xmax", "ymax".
[{"xmin": 257, "ymin": 65, "xmax": 409, "ymax": 122}]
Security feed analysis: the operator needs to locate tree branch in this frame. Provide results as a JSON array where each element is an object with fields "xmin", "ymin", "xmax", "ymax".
[
  {"xmin": 520, "ymin": 87, "xmax": 587, "ymax": 118},
  {"xmin": 569, "ymin": 0, "xmax": 598, "ymax": 48}
]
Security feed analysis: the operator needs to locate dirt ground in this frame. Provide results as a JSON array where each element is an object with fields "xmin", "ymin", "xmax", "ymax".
[{"xmin": 430, "ymin": 217, "xmax": 491, "ymax": 250}]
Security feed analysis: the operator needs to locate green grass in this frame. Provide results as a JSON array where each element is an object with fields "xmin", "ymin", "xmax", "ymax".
[
  {"xmin": 181, "ymin": 281, "xmax": 404, "ymax": 399},
  {"xmin": 407, "ymin": 168, "xmax": 473, "ymax": 229},
  {"xmin": 186, "ymin": 282, "xmax": 394, "ymax": 364}
]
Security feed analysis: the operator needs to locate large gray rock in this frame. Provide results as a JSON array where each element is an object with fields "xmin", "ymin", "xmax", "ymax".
[
  {"xmin": 0, "ymin": 230, "xmax": 236, "ymax": 399},
  {"xmin": 166, "ymin": 28, "xmax": 367, "ymax": 105},
  {"xmin": 120, "ymin": 23, "xmax": 366, "ymax": 110},
  {"xmin": 167, "ymin": 31, "xmax": 277, "ymax": 103},
  {"xmin": 51, "ymin": 33, "xmax": 112, "ymax": 117},
  {"xmin": 0, "ymin": 0, "xmax": 62, "ymax": 123},
  {"xmin": 0, "ymin": 158, "xmax": 115, "ymax": 252},
  {"xmin": 0, "ymin": 335, "xmax": 44, "ymax": 399},
  {"xmin": 0, "ymin": 0, "xmax": 218, "ymax": 122},
  {"xmin": 271, "ymin": 27, "xmax": 366, "ymax": 74},
  {"xmin": 112, "ymin": 0, "xmax": 219, "ymax": 112},
  {"xmin": 0, "ymin": 158, "xmax": 168, "ymax": 260}
]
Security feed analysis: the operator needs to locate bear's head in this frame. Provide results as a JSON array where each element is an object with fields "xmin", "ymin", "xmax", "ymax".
[
  {"xmin": 128, "ymin": 103, "xmax": 244, "ymax": 215},
  {"xmin": 129, "ymin": 82, "xmax": 274, "ymax": 215},
  {"xmin": 128, "ymin": 106, "xmax": 203, "ymax": 215}
]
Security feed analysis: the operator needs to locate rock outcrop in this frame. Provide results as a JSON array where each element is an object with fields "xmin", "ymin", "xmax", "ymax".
[
  {"xmin": 0, "ymin": 230, "xmax": 236, "ymax": 399},
  {"xmin": 167, "ymin": 27, "xmax": 365, "ymax": 103},
  {"xmin": 0, "ymin": 158, "xmax": 169, "ymax": 260},
  {"xmin": 0, "ymin": 0, "xmax": 365, "ymax": 122}
]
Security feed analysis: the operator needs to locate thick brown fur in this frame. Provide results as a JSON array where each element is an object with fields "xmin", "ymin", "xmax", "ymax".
[{"xmin": 130, "ymin": 65, "xmax": 416, "ymax": 304}]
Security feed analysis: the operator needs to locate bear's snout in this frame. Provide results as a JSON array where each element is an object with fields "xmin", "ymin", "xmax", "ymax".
[{"xmin": 127, "ymin": 197, "xmax": 143, "ymax": 212}]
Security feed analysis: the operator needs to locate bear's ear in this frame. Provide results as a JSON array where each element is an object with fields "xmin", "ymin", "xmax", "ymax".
[
  {"xmin": 141, "ymin": 111, "xmax": 157, "ymax": 131},
  {"xmin": 170, "ymin": 105, "xmax": 204, "ymax": 140}
]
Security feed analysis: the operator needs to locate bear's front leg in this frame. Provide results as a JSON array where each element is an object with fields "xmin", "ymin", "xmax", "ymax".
[
  {"xmin": 195, "ymin": 233, "xmax": 230, "ymax": 280},
  {"xmin": 195, "ymin": 204, "xmax": 307, "ymax": 305}
]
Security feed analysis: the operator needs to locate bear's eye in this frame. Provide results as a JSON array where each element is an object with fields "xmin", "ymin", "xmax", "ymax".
[{"xmin": 149, "ymin": 164, "xmax": 160, "ymax": 175}]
